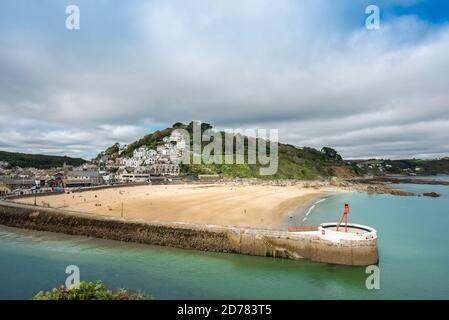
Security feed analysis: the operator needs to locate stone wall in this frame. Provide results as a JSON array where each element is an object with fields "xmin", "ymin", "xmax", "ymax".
[{"xmin": 0, "ymin": 201, "xmax": 378, "ymax": 266}]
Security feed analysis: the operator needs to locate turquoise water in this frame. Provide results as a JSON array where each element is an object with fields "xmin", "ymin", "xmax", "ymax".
[{"xmin": 1, "ymin": 179, "xmax": 449, "ymax": 300}]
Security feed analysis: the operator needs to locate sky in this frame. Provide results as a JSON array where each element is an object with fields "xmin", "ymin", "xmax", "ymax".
[{"xmin": 0, "ymin": 0, "xmax": 448, "ymax": 160}]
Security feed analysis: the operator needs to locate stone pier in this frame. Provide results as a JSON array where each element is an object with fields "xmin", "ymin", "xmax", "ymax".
[{"xmin": 0, "ymin": 201, "xmax": 378, "ymax": 266}]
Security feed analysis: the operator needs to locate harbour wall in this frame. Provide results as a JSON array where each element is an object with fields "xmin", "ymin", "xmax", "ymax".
[
  {"xmin": 0, "ymin": 201, "xmax": 378, "ymax": 266},
  {"xmin": 4, "ymin": 182, "xmax": 152, "ymax": 200}
]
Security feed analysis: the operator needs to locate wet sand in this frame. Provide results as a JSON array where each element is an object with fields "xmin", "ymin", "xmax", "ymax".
[
  {"xmin": 280, "ymin": 192, "xmax": 335, "ymax": 229},
  {"xmin": 17, "ymin": 184, "xmax": 335, "ymax": 229}
]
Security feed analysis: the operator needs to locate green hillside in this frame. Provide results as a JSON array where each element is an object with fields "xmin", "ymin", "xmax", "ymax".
[
  {"xmin": 102, "ymin": 122, "xmax": 358, "ymax": 180},
  {"xmin": 0, "ymin": 150, "xmax": 86, "ymax": 169},
  {"xmin": 121, "ymin": 127, "xmax": 175, "ymax": 158}
]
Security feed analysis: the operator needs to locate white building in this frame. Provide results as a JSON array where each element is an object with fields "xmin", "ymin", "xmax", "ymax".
[
  {"xmin": 123, "ymin": 158, "xmax": 143, "ymax": 168},
  {"xmin": 133, "ymin": 147, "xmax": 158, "ymax": 160},
  {"xmin": 118, "ymin": 144, "xmax": 128, "ymax": 155},
  {"xmin": 118, "ymin": 172, "xmax": 151, "ymax": 183},
  {"xmin": 114, "ymin": 134, "xmax": 187, "ymax": 176},
  {"xmin": 149, "ymin": 164, "xmax": 180, "ymax": 176}
]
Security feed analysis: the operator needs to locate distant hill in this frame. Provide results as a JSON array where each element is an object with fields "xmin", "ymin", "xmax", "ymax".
[
  {"xmin": 99, "ymin": 121, "xmax": 358, "ymax": 180},
  {"xmin": 0, "ymin": 150, "xmax": 87, "ymax": 169},
  {"xmin": 388, "ymin": 159, "xmax": 449, "ymax": 175},
  {"xmin": 350, "ymin": 158, "xmax": 449, "ymax": 176}
]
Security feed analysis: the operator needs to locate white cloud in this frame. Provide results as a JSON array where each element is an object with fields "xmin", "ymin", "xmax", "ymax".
[{"xmin": 0, "ymin": 0, "xmax": 448, "ymax": 159}]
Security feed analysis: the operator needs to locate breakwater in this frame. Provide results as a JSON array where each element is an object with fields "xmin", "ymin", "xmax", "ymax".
[{"xmin": 0, "ymin": 201, "xmax": 378, "ymax": 266}]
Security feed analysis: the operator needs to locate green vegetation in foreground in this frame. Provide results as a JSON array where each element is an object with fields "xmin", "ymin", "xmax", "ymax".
[
  {"xmin": 33, "ymin": 281, "xmax": 150, "ymax": 300},
  {"xmin": 100, "ymin": 121, "xmax": 356, "ymax": 180},
  {"xmin": 0, "ymin": 150, "xmax": 86, "ymax": 169}
]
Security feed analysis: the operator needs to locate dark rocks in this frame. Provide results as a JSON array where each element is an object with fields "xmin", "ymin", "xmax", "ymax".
[
  {"xmin": 423, "ymin": 192, "xmax": 441, "ymax": 198},
  {"xmin": 388, "ymin": 189, "xmax": 415, "ymax": 197},
  {"xmin": 354, "ymin": 177, "xmax": 449, "ymax": 186}
]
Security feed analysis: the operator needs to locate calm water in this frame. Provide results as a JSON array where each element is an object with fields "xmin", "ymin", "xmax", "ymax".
[{"xmin": 1, "ymin": 178, "xmax": 449, "ymax": 300}]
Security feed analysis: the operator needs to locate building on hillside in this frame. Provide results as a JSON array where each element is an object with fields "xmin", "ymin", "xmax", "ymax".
[
  {"xmin": 156, "ymin": 145, "xmax": 169, "ymax": 156},
  {"xmin": 133, "ymin": 147, "xmax": 157, "ymax": 159},
  {"xmin": 123, "ymin": 158, "xmax": 143, "ymax": 168},
  {"xmin": 118, "ymin": 144, "xmax": 128, "ymax": 155},
  {"xmin": 0, "ymin": 176, "xmax": 36, "ymax": 188},
  {"xmin": 149, "ymin": 164, "xmax": 180, "ymax": 176},
  {"xmin": 143, "ymin": 157, "xmax": 158, "ymax": 165},
  {"xmin": 112, "ymin": 136, "xmax": 187, "ymax": 176},
  {"xmin": 118, "ymin": 172, "xmax": 151, "ymax": 183},
  {"xmin": 63, "ymin": 170, "xmax": 104, "ymax": 187},
  {"xmin": 0, "ymin": 161, "xmax": 9, "ymax": 168}
]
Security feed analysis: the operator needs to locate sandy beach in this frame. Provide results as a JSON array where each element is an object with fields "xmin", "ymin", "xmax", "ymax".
[{"xmin": 17, "ymin": 184, "xmax": 336, "ymax": 229}]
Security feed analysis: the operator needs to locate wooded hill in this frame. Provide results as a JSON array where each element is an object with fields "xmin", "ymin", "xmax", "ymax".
[
  {"xmin": 0, "ymin": 150, "xmax": 86, "ymax": 169},
  {"xmin": 100, "ymin": 122, "xmax": 358, "ymax": 180}
]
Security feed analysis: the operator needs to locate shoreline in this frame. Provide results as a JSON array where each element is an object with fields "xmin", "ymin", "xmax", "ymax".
[
  {"xmin": 15, "ymin": 184, "xmax": 332, "ymax": 230},
  {"xmin": 8, "ymin": 175, "xmax": 434, "ymax": 232},
  {"xmin": 279, "ymin": 191, "xmax": 337, "ymax": 229},
  {"xmin": 9, "ymin": 177, "xmax": 417, "ymax": 231}
]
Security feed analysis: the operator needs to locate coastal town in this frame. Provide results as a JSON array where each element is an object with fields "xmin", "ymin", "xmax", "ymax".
[
  {"xmin": 2, "ymin": 126, "xmax": 449, "ymax": 198},
  {"xmin": 0, "ymin": 135, "xmax": 188, "ymax": 197},
  {"xmin": 2, "ymin": 0, "xmax": 449, "ymax": 303}
]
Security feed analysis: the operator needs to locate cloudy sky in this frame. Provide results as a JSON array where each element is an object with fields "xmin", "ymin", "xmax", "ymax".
[{"xmin": 0, "ymin": 0, "xmax": 448, "ymax": 159}]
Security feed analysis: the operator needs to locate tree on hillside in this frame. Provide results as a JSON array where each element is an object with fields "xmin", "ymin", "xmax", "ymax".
[
  {"xmin": 321, "ymin": 147, "xmax": 343, "ymax": 161},
  {"xmin": 105, "ymin": 143, "xmax": 120, "ymax": 155},
  {"xmin": 185, "ymin": 121, "xmax": 213, "ymax": 134},
  {"xmin": 172, "ymin": 122, "xmax": 185, "ymax": 129}
]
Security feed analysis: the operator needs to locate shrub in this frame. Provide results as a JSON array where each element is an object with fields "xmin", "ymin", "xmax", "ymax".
[{"xmin": 33, "ymin": 280, "xmax": 150, "ymax": 300}]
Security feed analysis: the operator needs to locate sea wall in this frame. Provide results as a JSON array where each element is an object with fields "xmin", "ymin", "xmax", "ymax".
[
  {"xmin": 0, "ymin": 201, "xmax": 378, "ymax": 266},
  {"xmin": 5, "ymin": 182, "xmax": 151, "ymax": 200}
]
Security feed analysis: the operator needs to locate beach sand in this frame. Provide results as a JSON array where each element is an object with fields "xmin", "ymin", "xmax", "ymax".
[{"xmin": 17, "ymin": 184, "xmax": 334, "ymax": 229}]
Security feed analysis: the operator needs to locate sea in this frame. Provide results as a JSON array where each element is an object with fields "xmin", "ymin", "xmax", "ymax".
[{"xmin": 1, "ymin": 176, "xmax": 449, "ymax": 300}]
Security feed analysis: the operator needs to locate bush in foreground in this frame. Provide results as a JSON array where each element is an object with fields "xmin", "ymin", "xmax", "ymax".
[{"xmin": 33, "ymin": 281, "xmax": 150, "ymax": 300}]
